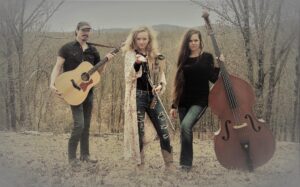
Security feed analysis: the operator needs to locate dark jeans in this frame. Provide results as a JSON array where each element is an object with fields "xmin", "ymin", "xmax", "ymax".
[
  {"xmin": 136, "ymin": 90, "xmax": 172, "ymax": 153},
  {"xmin": 178, "ymin": 105, "xmax": 206, "ymax": 167},
  {"xmin": 68, "ymin": 91, "xmax": 93, "ymax": 161}
]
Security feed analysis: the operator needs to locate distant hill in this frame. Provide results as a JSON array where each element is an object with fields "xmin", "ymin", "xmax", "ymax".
[{"xmin": 98, "ymin": 24, "xmax": 202, "ymax": 33}]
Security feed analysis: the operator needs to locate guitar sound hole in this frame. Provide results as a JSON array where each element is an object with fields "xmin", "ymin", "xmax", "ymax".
[{"xmin": 81, "ymin": 73, "xmax": 90, "ymax": 81}]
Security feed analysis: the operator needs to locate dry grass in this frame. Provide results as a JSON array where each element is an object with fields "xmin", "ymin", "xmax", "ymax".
[{"xmin": 0, "ymin": 131, "xmax": 299, "ymax": 187}]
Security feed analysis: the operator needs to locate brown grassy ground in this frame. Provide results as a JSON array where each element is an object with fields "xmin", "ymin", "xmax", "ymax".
[{"xmin": 0, "ymin": 131, "xmax": 299, "ymax": 187}]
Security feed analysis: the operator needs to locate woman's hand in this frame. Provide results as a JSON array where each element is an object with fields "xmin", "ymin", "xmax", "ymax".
[
  {"xmin": 170, "ymin": 108, "xmax": 177, "ymax": 119},
  {"xmin": 215, "ymin": 54, "xmax": 225, "ymax": 68},
  {"xmin": 218, "ymin": 54, "xmax": 225, "ymax": 61},
  {"xmin": 153, "ymin": 84, "xmax": 162, "ymax": 94},
  {"xmin": 135, "ymin": 54, "xmax": 147, "ymax": 64}
]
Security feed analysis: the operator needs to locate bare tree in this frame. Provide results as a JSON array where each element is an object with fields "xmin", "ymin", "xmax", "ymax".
[
  {"xmin": 0, "ymin": 80, "xmax": 11, "ymax": 130},
  {"xmin": 0, "ymin": 6, "xmax": 17, "ymax": 130},
  {"xmin": 265, "ymin": 0, "xmax": 295, "ymax": 123},
  {"xmin": 292, "ymin": 7, "xmax": 300, "ymax": 142},
  {"xmin": 191, "ymin": 0, "xmax": 295, "ymax": 122},
  {"xmin": 0, "ymin": 0, "xmax": 64, "ymax": 130},
  {"xmin": 95, "ymin": 71, "xmax": 107, "ymax": 134},
  {"xmin": 191, "ymin": 0, "xmax": 254, "ymax": 85}
]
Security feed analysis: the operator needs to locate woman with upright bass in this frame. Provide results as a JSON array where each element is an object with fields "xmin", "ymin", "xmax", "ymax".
[
  {"xmin": 170, "ymin": 28, "xmax": 222, "ymax": 171},
  {"xmin": 171, "ymin": 12, "xmax": 275, "ymax": 172}
]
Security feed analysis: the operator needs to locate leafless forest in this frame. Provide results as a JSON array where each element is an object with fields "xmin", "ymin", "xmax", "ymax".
[
  {"xmin": 0, "ymin": 0, "xmax": 299, "ymax": 142},
  {"xmin": 0, "ymin": 0, "xmax": 299, "ymax": 187}
]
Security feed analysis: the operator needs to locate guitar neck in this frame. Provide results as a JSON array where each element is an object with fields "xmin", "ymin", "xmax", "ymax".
[
  {"xmin": 88, "ymin": 57, "xmax": 109, "ymax": 75},
  {"xmin": 87, "ymin": 47, "xmax": 120, "ymax": 75}
]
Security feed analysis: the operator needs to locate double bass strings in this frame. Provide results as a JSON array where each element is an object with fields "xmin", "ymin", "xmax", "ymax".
[{"xmin": 219, "ymin": 62, "xmax": 239, "ymax": 124}]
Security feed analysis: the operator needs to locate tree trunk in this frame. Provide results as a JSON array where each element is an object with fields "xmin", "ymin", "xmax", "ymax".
[
  {"xmin": 242, "ymin": 0, "xmax": 254, "ymax": 85},
  {"xmin": 96, "ymin": 92, "xmax": 103, "ymax": 134},
  {"xmin": 5, "ymin": 96, "xmax": 10, "ymax": 130},
  {"xmin": 3, "ymin": 81, "xmax": 11, "ymax": 130},
  {"xmin": 15, "ymin": 0, "xmax": 27, "ymax": 127},
  {"xmin": 118, "ymin": 84, "xmax": 125, "ymax": 132},
  {"xmin": 265, "ymin": 0, "xmax": 283, "ymax": 123},
  {"xmin": 291, "ymin": 59, "xmax": 299, "ymax": 142},
  {"xmin": 110, "ymin": 72, "xmax": 116, "ymax": 132},
  {"xmin": 272, "ymin": 77, "xmax": 282, "ymax": 138},
  {"xmin": 6, "ymin": 39, "xmax": 17, "ymax": 131},
  {"xmin": 292, "ymin": 9, "xmax": 300, "ymax": 142}
]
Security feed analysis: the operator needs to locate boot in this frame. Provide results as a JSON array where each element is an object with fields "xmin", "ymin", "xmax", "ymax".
[
  {"xmin": 161, "ymin": 149, "xmax": 176, "ymax": 172},
  {"xmin": 80, "ymin": 155, "xmax": 98, "ymax": 164},
  {"xmin": 69, "ymin": 158, "xmax": 81, "ymax": 172},
  {"xmin": 136, "ymin": 149, "xmax": 145, "ymax": 171}
]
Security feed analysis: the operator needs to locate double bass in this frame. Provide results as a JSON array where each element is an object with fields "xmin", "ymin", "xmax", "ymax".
[{"xmin": 202, "ymin": 11, "xmax": 275, "ymax": 171}]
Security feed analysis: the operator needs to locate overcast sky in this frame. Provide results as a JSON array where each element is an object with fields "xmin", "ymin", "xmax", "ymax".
[
  {"xmin": 46, "ymin": 0, "xmax": 216, "ymax": 31},
  {"xmin": 31, "ymin": 0, "xmax": 299, "ymax": 32}
]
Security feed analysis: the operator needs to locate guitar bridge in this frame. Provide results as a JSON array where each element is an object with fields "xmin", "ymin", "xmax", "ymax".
[{"xmin": 71, "ymin": 79, "xmax": 81, "ymax": 91}]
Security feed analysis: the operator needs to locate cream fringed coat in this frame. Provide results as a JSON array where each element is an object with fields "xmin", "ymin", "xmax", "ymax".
[{"xmin": 123, "ymin": 50, "xmax": 167, "ymax": 165}]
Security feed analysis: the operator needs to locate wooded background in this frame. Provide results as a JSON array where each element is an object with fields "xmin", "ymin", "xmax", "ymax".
[{"xmin": 0, "ymin": 0, "xmax": 299, "ymax": 142}]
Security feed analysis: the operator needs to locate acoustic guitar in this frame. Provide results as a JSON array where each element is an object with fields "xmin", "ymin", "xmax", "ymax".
[{"xmin": 55, "ymin": 46, "xmax": 121, "ymax": 106}]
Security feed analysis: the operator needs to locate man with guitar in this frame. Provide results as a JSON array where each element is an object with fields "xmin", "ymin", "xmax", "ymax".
[{"xmin": 49, "ymin": 21, "xmax": 115, "ymax": 167}]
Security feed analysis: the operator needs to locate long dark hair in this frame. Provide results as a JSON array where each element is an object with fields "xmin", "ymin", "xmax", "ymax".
[{"xmin": 173, "ymin": 29, "xmax": 204, "ymax": 107}]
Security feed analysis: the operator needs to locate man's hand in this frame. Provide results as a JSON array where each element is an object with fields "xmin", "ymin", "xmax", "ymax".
[{"xmin": 50, "ymin": 84, "xmax": 63, "ymax": 98}]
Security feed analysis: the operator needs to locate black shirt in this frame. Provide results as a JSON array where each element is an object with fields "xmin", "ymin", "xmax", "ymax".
[
  {"xmin": 58, "ymin": 40, "xmax": 100, "ymax": 72},
  {"xmin": 179, "ymin": 52, "xmax": 220, "ymax": 108},
  {"xmin": 133, "ymin": 53, "xmax": 153, "ymax": 91}
]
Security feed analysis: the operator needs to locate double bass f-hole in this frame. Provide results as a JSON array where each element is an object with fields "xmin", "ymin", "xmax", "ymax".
[
  {"xmin": 245, "ymin": 114, "xmax": 261, "ymax": 132},
  {"xmin": 222, "ymin": 120, "xmax": 231, "ymax": 141}
]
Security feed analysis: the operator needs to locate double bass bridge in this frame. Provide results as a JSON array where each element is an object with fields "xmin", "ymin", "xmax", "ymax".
[{"xmin": 233, "ymin": 123, "xmax": 248, "ymax": 129}]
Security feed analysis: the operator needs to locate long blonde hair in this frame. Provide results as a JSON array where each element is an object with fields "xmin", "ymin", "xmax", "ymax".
[{"xmin": 122, "ymin": 26, "xmax": 159, "ymax": 60}]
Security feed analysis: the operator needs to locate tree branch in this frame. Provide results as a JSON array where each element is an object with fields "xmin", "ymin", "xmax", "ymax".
[
  {"xmin": 23, "ymin": 0, "xmax": 47, "ymax": 28},
  {"xmin": 190, "ymin": 0, "xmax": 238, "ymax": 26}
]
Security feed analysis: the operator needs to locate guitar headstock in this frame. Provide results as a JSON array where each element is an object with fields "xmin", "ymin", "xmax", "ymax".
[{"xmin": 111, "ymin": 42, "xmax": 125, "ymax": 54}]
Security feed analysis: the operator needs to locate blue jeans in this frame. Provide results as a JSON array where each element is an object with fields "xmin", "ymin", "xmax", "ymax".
[
  {"xmin": 68, "ymin": 91, "xmax": 93, "ymax": 160},
  {"xmin": 136, "ymin": 90, "xmax": 172, "ymax": 153},
  {"xmin": 178, "ymin": 105, "xmax": 206, "ymax": 166}
]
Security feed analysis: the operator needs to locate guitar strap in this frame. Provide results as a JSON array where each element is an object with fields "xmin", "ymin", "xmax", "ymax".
[{"xmin": 87, "ymin": 42, "xmax": 116, "ymax": 48}]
